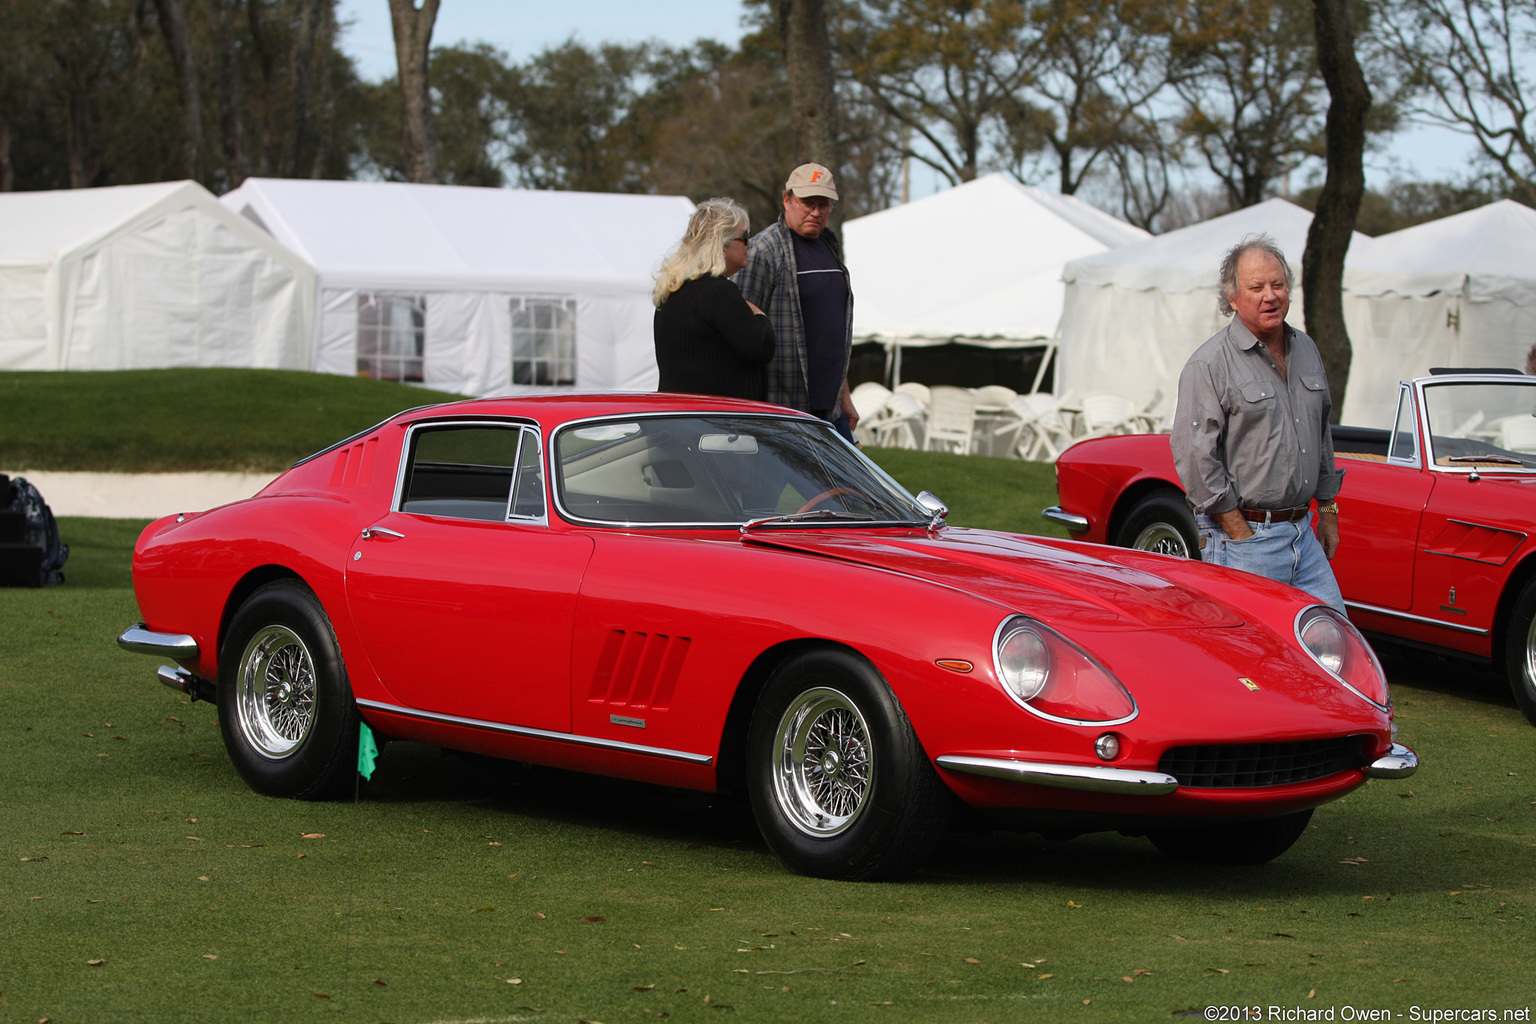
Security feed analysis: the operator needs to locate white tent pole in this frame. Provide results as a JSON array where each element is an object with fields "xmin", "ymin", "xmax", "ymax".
[{"xmin": 1031, "ymin": 339, "xmax": 1057, "ymax": 394}]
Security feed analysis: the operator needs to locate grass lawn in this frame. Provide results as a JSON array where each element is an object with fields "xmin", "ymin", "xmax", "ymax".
[{"xmin": 4, "ymin": 372, "xmax": 1534, "ymax": 1020}]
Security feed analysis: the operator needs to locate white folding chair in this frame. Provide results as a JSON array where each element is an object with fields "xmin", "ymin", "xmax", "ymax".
[
  {"xmin": 1011, "ymin": 393, "xmax": 1075, "ymax": 462},
  {"xmin": 850, "ymin": 382, "xmax": 892, "ymax": 445},
  {"xmin": 924, "ymin": 386, "xmax": 976, "ymax": 454},
  {"xmin": 871, "ymin": 392, "xmax": 926, "ymax": 449},
  {"xmin": 894, "ymin": 381, "xmax": 931, "ymax": 411},
  {"xmin": 1076, "ymin": 392, "xmax": 1141, "ymax": 440}
]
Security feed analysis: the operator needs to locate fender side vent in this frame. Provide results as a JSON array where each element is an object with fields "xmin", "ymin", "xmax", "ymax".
[{"xmin": 587, "ymin": 629, "xmax": 690, "ymax": 711}]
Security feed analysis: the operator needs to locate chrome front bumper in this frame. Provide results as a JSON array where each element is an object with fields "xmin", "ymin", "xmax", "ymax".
[
  {"xmin": 937, "ymin": 754, "xmax": 1179, "ymax": 796},
  {"xmin": 1363, "ymin": 743, "xmax": 1418, "ymax": 779}
]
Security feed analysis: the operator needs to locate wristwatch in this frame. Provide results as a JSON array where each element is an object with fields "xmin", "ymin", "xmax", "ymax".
[{"xmin": 1316, "ymin": 501, "xmax": 1339, "ymax": 515}]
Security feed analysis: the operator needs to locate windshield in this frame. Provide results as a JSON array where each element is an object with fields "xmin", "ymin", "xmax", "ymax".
[
  {"xmin": 1423, "ymin": 380, "xmax": 1536, "ymax": 470},
  {"xmin": 553, "ymin": 414, "xmax": 929, "ymax": 526}
]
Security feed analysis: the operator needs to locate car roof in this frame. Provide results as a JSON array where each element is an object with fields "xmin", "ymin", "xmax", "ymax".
[{"xmin": 388, "ymin": 392, "xmax": 812, "ymax": 431}]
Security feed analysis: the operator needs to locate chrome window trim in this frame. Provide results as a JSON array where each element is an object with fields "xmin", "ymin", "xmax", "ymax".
[
  {"xmin": 392, "ymin": 417, "xmax": 541, "ymax": 522},
  {"xmin": 1418, "ymin": 376, "xmax": 1536, "ymax": 476},
  {"xmin": 356, "ymin": 698, "xmax": 713, "ymax": 765},
  {"xmin": 549, "ymin": 411, "xmax": 930, "ymax": 530},
  {"xmin": 1386, "ymin": 381, "xmax": 1421, "ymax": 467}
]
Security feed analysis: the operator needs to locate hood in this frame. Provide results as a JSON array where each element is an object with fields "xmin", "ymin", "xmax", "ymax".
[{"xmin": 742, "ymin": 526, "xmax": 1245, "ymax": 632}]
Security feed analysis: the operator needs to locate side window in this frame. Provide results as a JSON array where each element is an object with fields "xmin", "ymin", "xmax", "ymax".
[
  {"xmin": 1389, "ymin": 385, "xmax": 1417, "ymax": 463},
  {"xmin": 358, "ymin": 293, "xmax": 426, "ymax": 382},
  {"xmin": 400, "ymin": 424, "xmax": 521, "ymax": 521},
  {"xmin": 511, "ymin": 297, "xmax": 576, "ymax": 387}
]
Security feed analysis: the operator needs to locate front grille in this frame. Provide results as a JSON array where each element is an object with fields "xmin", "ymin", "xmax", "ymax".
[{"xmin": 1159, "ymin": 737, "xmax": 1366, "ymax": 788}]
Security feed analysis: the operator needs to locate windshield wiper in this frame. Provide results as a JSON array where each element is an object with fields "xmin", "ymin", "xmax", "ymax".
[
  {"xmin": 739, "ymin": 509, "xmax": 874, "ymax": 534},
  {"xmin": 1448, "ymin": 454, "xmax": 1525, "ymax": 465}
]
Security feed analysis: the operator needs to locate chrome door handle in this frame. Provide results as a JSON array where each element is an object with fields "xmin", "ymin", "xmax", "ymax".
[{"xmin": 360, "ymin": 526, "xmax": 405, "ymax": 540}]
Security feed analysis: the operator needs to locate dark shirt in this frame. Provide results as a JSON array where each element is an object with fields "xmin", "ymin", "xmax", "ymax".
[
  {"xmin": 791, "ymin": 231, "xmax": 849, "ymax": 412},
  {"xmin": 654, "ymin": 274, "xmax": 776, "ymax": 401}
]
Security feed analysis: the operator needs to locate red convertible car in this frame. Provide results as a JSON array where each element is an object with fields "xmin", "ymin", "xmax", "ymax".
[
  {"xmin": 120, "ymin": 393, "xmax": 1414, "ymax": 880},
  {"xmin": 1047, "ymin": 371, "xmax": 1536, "ymax": 727}
]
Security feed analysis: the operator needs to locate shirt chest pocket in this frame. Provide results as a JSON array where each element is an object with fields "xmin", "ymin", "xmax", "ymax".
[
  {"xmin": 1238, "ymin": 380, "xmax": 1276, "ymax": 405},
  {"xmin": 1300, "ymin": 374, "xmax": 1327, "ymax": 393}
]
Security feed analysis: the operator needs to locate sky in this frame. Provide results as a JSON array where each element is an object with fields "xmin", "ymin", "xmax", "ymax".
[{"xmin": 335, "ymin": 0, "xmax": 1483, "ymax": 201}]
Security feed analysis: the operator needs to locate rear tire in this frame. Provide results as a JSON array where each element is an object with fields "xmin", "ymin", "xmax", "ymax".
[
  {"xmin": 1503, "ymin": 578, "xmax": 1536, "ymax": 726},
  {"xmin": 219, "ymin": 579, "xmax": 359, "ymax": 799},
  {"xmin": 1114, "ymin": 491, "xmax": 1199, "ymax": 560},
  {"xmin": 1148, "ymin": 808, "xmax": 1313, "ymax": 865},
  {"xmin": 746, "ymin": 649, "xmax": 950, "ymax": 880}
]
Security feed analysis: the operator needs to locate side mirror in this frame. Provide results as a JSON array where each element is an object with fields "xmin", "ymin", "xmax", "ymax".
[{"xmin": 915, "ymin": 490, "xmax": 948, "ymax": 527}]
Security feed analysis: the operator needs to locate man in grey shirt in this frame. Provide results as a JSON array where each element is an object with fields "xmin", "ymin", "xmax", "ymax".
[{"xmin": 1171, "ymin": 233, "xmax": 1345, "ymax": 611}]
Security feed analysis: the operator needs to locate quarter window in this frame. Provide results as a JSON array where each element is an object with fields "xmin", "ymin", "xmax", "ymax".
[
  {"xmin": 511, "ymin": 297, "xmax": 576, "ymax": 387},
  {"xmin": 358, "ymin": 293, "xmax": 426, "ymax": 382}
]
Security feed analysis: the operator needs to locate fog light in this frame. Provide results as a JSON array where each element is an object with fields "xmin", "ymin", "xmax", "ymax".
[{"xmin": 1094, "ymin": 733, "xmax": 1121, "ymax": 761}]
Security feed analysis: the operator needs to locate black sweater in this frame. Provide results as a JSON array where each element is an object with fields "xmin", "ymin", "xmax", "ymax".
[{"xmin": 654, "ymin": 275, "xmax": 776, "ymax": 401}]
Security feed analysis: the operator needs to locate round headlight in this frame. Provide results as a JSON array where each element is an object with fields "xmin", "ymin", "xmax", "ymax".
[
  {"xmin": 997, "ymin": 625, "xmax": 1050, "ymax": 701},
  {"xmin": 1299, "ymin": 611, "xmax": 1347, "ymax": 676}
]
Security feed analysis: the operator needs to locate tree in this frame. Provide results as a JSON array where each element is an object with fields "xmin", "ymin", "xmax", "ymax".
[
  {"xmin": 1376, "ymin": 0, "xmax": 1536, "ymax": 203},
  {"xmin": 776, "ymin": 0, "xmax": 841, "ymax": 170},
  {"xmin": 836, "ymin": 0, "xmax": 1035, "ymax": 185},
  {"xmin": 1303, "ymin": 0, "xmax": 1371, "ymax": 420},
  {"xmin": 1170, "ymin": 0, "xmax": 1328, "ymax": 207},
  {"xmin": 1002, "ymin": 0, "xmax": 1179, "ymax": 197},
  {"xmin": 148, "ymin": 0, "xmax": 203, "ymax": 181},
  {"xmin": 388, "ymin": 0, "xmax": 440, "ymax": 183}
]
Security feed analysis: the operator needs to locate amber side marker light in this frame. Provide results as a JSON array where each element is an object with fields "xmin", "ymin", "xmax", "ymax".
[{"xmin": 936, "ymin": 659, "xmax": 974, "ymax": 673}]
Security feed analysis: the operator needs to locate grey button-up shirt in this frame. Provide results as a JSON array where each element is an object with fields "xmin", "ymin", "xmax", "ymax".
[{"xmin": 1172, "ymin": 319, "xmax": 1344, "ymax": 515}]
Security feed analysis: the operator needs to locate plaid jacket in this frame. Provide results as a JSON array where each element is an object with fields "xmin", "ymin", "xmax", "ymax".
[{"xmin": 730, "ymin": 216, "xmax": 854, "ymax": 414}]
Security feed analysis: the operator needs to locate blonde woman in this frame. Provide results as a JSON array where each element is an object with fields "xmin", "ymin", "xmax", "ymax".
[{"xmin": 653, "ymin": 197, "xmax": 775, "ymax": 401}]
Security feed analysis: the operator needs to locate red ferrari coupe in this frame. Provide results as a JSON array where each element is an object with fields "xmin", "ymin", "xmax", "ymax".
[
  {"xmin": 121, "ymin": 393, "xmax": 1414, "ymax": 880},
  {"xmin": 1047, "ymin": 370, "xmax": 1536, "ymax": 727}
]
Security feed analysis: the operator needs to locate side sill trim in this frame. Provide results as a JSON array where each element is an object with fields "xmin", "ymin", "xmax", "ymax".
[
  {"xmin": 1363, "ymin": 743, "xmax": 1418, "ymax": 779},
  {"xmin": 356, "ymin": 698, "xmax": 714, "ymax": 766},
  {"xmin": 1041, "ymin": 506, "xmax": 1090, "ymax": 531},
  {"xmin": 936, "ymin": 754, "xmax": 1178, "ymax": 796},
  {"xmin": 1344, "ymin": 601, "xmax": 1490, "ymax": 637},
  {"xmin": 118, "ymin": 623, "xmax": 200, "ymax": 659}
]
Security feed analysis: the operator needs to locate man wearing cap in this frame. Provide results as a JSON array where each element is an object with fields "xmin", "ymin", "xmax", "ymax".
[
  {"xmin": 732, "ymin": 163, "xmax": 859, "ymax": 440},
  {"xmin": 1171, "ymin": 233, "xmax": 1346, "ymax": 612}
]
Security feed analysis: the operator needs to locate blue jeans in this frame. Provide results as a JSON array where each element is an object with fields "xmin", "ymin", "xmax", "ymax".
[{"xmin": 1197, "ymin": 512, "xmax": 1346, "ymax": 613}]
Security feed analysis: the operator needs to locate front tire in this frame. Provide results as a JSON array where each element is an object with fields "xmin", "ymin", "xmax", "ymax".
[
  {"xmin": 1148, "ymin": 808, "xmax": 1313, "ymax": 865},
  {"xmin": 1503, "ymin": 578, "xmax": 1536, "ymax": 726},
  {"xmin": 1114, "ymin": 490, "xmax": 1200, "ymax": 560},
  {"xmin": 747, "ymin": 649, "xmax": 950, "ymax": 880},
  {"xmin": 219, "ymin": 579, "xmax": 360, "ymax": 799}
]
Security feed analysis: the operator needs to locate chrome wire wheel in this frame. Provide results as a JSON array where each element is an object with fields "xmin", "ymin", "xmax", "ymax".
[
  {"xmin": 771, "ymin": 686, "xmax": 874, "ymax": 837},
  {"xmin": 1132, "ymin": 521, "xmax": 1192, "ymax": 558},
  {"xmin": 235, "ymin": 624, "xmax": 318, "ymax": 760}
]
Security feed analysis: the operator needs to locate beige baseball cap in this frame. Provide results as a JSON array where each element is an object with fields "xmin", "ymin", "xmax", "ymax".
[{"xmin": 785, "ymin": 163, "xmax": 838, "ymax": 200}]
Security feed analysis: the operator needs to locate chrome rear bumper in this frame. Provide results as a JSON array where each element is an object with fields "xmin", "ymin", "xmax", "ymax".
[
  {"xmin": 117, "ymin": 623, "xmax": 199, "ymax": 660},
  {"xmin": 1041, "ymin": 505, "xmax": 1090, "ymax": 532}
]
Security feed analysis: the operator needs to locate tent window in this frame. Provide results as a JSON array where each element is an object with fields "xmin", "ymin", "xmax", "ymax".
[
  {"xmin": 357, "ymin": 293, "xmax": 426, "ymax": 382},
  {"xmin": 511, "ymin": 297, "xmax": 576, "ymax": 387}
]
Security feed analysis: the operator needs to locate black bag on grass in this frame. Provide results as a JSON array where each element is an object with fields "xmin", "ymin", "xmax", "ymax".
[{"xmin": 0, "ymin": 474, "xmax": 69, "ymax": 586}]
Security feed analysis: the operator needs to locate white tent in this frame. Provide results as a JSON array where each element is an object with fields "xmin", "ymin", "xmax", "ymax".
[
  {"xmin": 0, "ymin": 180, "xmax": 315, "ymax": 373},
  {"xmin": 1057, "ymin": 198, "xmax": 1374, "ymax": 419},
  {"xmin": 1340, "ymin": 200, "xmax": 1536, "ymax": 427},
  {"xmin": 843, "ymin": 174, "xmax": 1150, "ymax": 351},
  {"xmin": 222, "ymin": 178, "xmax": 695, "ymax": 398}
]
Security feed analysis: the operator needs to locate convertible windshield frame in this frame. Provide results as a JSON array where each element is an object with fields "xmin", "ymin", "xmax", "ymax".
[
  {"xmin": 550, "ymin": 411, "xmax": 931, "ymax": 529},
  {"xmin": 1418, "ymin": 377, "xmax": 1536, "ymax": 475}
]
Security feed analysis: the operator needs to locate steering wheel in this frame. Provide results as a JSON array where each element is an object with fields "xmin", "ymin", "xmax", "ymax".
[{"xmin": 796, "ymin": 487, "xmax": 863, "ymax": 514}]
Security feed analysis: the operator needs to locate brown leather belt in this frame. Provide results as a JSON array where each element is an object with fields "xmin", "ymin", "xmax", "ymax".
[{"xmin": 1240, "ymin": 505, "xmax": 1309, "ymax": 524}]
